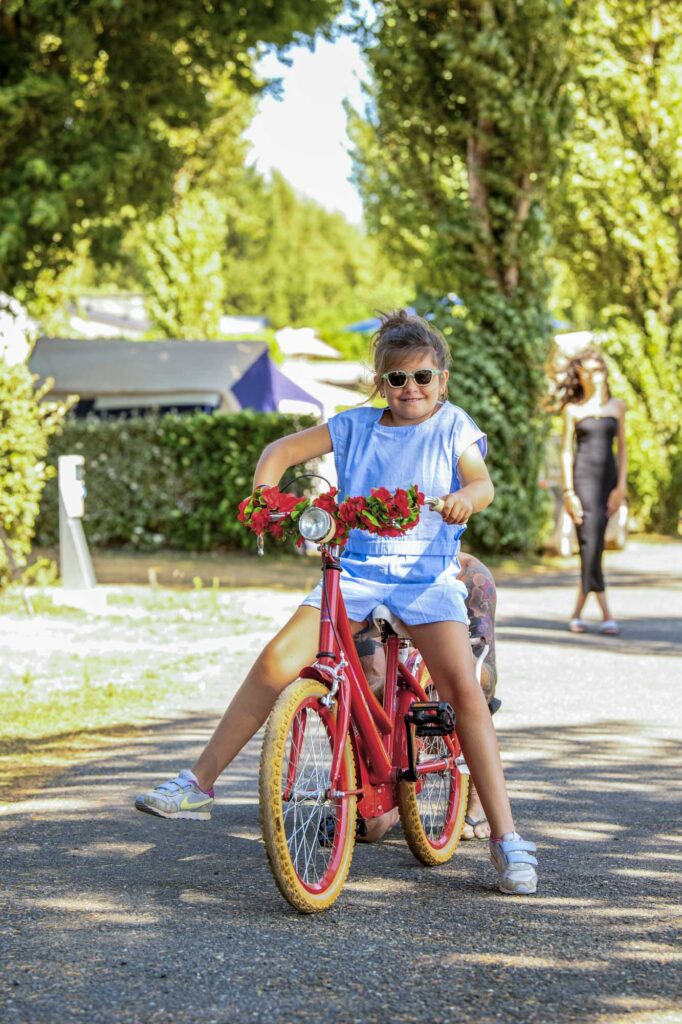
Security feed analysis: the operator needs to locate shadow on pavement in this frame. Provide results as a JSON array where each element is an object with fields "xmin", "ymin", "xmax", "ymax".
[
  {"xmin": 496, "ymin": 615, "xmax": 682, "ymax": 658},
  {"xmin": 3, "ymin": 712, "xmax": 681, "ymax": 1024}
]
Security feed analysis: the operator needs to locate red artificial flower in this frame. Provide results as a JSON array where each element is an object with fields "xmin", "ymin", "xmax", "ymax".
[
  {"xmin": 393, "ymin": 489, "xmax": 411, "ymax": 518},
  {"xmin": 237, "ymin": 496, "xmax": 251, "ymax": 522},
  {"xmin": 370, "ymin": 486, "xmax": 392, "ymax": 503},
  {"xmin": 250, "ymin": 507, "xmax": 268, "ymax": 532},
  {"xmin": 313, "ymin": 489, "xmax": 338, "ymax": 514},
  {"xmin": 261, "ymin": 487, "xmax": 281, "ymax": 509},
  {"xmin": 278, "ymin": 491, "xmax": 304, "ymax": 515}
]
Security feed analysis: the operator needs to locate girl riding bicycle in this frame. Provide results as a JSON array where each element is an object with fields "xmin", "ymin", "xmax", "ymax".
[{"xmin": 136, "ymin": 309, "xmax": 538, "ymax": 896}]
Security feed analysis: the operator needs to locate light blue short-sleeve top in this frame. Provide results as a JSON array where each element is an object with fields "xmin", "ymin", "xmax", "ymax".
[{"xmin": 326, "ymin": 401, "xmax": 487, "ymax": 557}]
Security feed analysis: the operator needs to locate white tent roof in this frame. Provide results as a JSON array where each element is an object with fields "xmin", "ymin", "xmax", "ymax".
[{"xmin": 275, "ymin": 327, "xmax": 341, "ymax": 359}]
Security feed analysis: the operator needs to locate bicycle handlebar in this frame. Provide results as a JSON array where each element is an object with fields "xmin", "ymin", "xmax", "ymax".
[{"xmin": 263, "ymin": 495, "xmax": 446, "ymax": 522}]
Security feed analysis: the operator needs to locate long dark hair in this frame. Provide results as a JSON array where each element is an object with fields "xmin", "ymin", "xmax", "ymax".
[{"xmin": 556, "ymin": 347, "xmax": 611, "ymax": 410}]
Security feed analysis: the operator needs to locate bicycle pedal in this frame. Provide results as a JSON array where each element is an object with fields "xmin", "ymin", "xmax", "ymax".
[{"xmin": 405, "ymin": 701, "xmax": 456, "ymax": 737}]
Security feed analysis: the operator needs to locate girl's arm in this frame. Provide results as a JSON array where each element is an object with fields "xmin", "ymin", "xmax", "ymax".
[
  {"xmin": 560, "ymin": 407, "xmax": 584, "ymax": 524},
  {"xmin": 607, "ymin": 400, "xmax": 627, "ymax": 515},
  {"xmin": 252, "ymin": 423, "xmax": 333, "ymax": 490},
  {"xmin": 439, "ymin": 444, "xmax": 494, "ymax": 525}
]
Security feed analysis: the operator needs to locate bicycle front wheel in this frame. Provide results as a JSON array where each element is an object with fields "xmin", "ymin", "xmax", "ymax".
[
  {"xmin": 398, "ymin": 669, "xmax": 468, "ymax": 866},
  {"xmin": 260, "ymin": 679, "xmax": 357, "ymax": 913}
]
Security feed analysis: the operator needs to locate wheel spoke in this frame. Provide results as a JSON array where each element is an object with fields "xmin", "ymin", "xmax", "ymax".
[
  {"xmin": 279, "ymin": 702, "xmax": 339, "ymax": 886},
  {"xmin": 414, "ymin": 687, "xmax": 455, "ymax": 841}
]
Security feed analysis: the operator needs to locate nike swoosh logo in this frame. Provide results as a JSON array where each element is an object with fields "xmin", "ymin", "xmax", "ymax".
[{"xmin": 180, "ymin": 794, "xmax": 213, "ymax": 811}]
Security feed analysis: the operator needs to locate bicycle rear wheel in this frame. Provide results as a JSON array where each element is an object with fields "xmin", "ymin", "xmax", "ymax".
[
  {"xmin": 398, "ymin": 667, "xmax": 468, "ymax": 865},
  {"xmin": 260, "ymin": 678, "xmax": 357, "ymax": 913}
]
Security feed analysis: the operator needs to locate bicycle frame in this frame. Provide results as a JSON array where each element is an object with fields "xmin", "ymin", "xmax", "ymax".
[{"xmin": 299, "ymin": 545, "xmax": 459, "ymax": 822}]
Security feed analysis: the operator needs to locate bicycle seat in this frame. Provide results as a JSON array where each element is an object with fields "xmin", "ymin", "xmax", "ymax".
[{"xmin": 371, "ymin": 604, "xmax": 412, "ymax": 639}]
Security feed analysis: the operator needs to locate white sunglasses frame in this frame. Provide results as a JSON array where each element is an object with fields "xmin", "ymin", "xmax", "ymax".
[{"xmin": 380, "ymin": 369, "xmax": 444, "ymax": 389}]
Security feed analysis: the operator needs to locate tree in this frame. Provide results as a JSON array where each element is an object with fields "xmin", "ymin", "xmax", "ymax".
[
  {"xmin": 0, "ymin": 356, "xmax": 67, "ymax": 589},
  {"xmin": 0, "ymin": 0, "xmax": 343, "ymax": 294},
  {"xmin": 350, "ymin": 1, "xmax": 575, "ymax": 551},
  {"xmin": 220, "ymin": 170, "xmax": 410, "ymax": 331},
  {"xmin": 133, "ymin": 189, "xmax": 227, "ymax": 340},
  {"xmin": 549, "ymin": 1, "xmax": 682, "ymax": 531}
]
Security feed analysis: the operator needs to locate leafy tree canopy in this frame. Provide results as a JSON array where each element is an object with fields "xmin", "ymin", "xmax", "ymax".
[
  {"xmin": 349, "ymin": 1, "xmax": 576, "ymax": 551},
  {"xmin": 550, "ymin": 0, "xmax": 682, "ymax": 529},
  {"xmin": 0, "ymin": 0, "xmax": 343, "ymax": 293},
  {"xmin": 349, "ymin": 0, "xmax": 575, "ymax": 305}
]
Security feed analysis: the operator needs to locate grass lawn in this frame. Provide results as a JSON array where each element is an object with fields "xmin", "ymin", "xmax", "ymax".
[{"xmin": 0, "ymin": 585, "xmax": 300, "ymax": 802}]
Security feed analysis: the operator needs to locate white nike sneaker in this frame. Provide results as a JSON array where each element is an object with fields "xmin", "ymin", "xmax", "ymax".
[{"xmin": 135, "ymin": 769, "xmax": 214, "ymax": 820}]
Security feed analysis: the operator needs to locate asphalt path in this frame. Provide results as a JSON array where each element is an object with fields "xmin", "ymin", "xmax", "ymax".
[{"xmin": 2, "ymin": 540, "xmax": 681, "ymax": 1024}]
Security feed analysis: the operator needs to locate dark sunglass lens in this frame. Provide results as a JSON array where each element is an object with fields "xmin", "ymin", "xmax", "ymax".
[
  {"xmin": 414, "ymin": 370, "xmax": 435, "ymax": 385},
  {"xmin": 387, "ymin": 371, "xmax": 408, "ymax": 387}
]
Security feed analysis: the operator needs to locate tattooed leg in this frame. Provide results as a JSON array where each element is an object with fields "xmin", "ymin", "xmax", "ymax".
[
  {"xmin": 458, "ymin": 553, "xmax": 498, "ymax": 839},
  {"xmin": 353, "ymin": 555, "xmax": 501, "ymax": 843},
  {"xmin": 457, "ymin": 552, "xmax": 498, "ymax": 705}
]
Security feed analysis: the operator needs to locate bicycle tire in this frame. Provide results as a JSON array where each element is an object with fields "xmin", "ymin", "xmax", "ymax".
[
  {"xmin": 259, "ymin": 678, "xmax": 357, "ymax": 913},
  {"xmin": 398, "ymin": 667, "xmax": 468, "ymax": 866}
]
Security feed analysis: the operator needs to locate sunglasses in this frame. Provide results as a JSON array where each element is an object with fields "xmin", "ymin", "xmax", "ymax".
[{"xmin": 381, "ymin": 369, "xmax": 443, "ymax": 389}]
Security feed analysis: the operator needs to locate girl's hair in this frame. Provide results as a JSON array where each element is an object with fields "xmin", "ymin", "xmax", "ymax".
[
  {"xmin": 555, "ymin": 346, "xmax": 611, "ymax": 409},
  {"xmin": 369, "ymin": 309, "xmax": 450, "ymax": 399}
]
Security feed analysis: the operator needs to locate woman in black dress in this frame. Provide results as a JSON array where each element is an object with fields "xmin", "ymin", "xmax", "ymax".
[{"xmin": 559, "ymin": 349, "xmax": 627, "ymax": 634}]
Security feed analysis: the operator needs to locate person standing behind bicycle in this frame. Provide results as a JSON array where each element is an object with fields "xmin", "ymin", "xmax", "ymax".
[
  {"xmin": 136, "ymin": 309, "xmax": 538, "ymax": 896},
  {"xmin": 355, "ymin": 550, "xmax": 499, "ymax": 843}
]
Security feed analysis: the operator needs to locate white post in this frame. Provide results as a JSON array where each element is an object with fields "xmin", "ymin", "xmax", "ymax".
[{"xmin": 58, "ymin": 455, "xmax": 96, "ymax": 589}]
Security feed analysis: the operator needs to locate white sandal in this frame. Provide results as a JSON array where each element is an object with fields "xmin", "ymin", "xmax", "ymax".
[
  {"xmin": 600, "ymin": 619, "xmax": 620, "ymax": 635},
  {"xmin": 568, "ymin": 618, "xmax": 587, "ymax": 633}
]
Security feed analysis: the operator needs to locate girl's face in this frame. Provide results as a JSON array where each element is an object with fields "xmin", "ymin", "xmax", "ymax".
[{"xmin": 377, "ymin": 349, "xmax": 448, "ymax": 426}]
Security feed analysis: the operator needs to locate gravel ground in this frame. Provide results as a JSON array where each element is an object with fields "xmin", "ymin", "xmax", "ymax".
[{"xmin": 2, "ymin": 540, "xmax": 681, "ymax": 1024}]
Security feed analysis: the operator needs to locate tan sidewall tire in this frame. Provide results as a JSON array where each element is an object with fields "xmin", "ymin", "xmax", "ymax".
[
  {"xmin": 398, "ymin": 761, "xmax": 468, "ymax": 865},
  {"xmin": 398, "ymin": 667, "xmax": 469, "ymax": 866},
  {"xmin": 259, "ymin": 678, "xmax": 357, "ymax": 913}
]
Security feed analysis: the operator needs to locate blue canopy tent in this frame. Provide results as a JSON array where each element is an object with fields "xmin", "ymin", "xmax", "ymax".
[{"xmin": 233, "ymin": 349, "xmax": 323, "ymax": 416}]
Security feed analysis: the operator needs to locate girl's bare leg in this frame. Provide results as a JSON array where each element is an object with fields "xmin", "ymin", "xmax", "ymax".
[
  {"xmin": 192, "ymin": 606, "xmax": 366, "ymax": 791},
  {"xmin": 409, "ymin": 620, "xmax": 514, "ymax": 839}
]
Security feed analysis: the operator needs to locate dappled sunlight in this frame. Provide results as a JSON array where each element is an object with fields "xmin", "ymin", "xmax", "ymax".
[
  {"xmin": 594, "ymin": 999, "xmax": 682, "ymax": 1024},
  {"xmin": 227, "ymin": 829, "xmax": 262, "ymax": 842},
  {"xmin": 178, "ymin": 889, "xmax": 224, "ymax": 906},
  {"xmin": 611, "ymin": 942, "xmax": 682, "ymax": 964},
  {"xmin": 540, "ymin": 822, "xmax": 626, "ymax": 841},
  {"xmin": 68, "ymin": 841, "xmax": 154, "ymax": 860},
  {"xmin": 611, "ymin": 866, "xmax": 679, "ymax": 881},
  {"xmin": 445, "ymin": 952, "xmax": 607, "ymax": 970},
  {"xmin": 4, "ymin": 690, "xmax": 681, "ymax": 1024},
  {"xmin": 0, "ymin": 794, "xmax": 96, "ymax": 817},
  {"xmin": 22, "ymin": 894, "xmax": 159, "ymax": 926}
]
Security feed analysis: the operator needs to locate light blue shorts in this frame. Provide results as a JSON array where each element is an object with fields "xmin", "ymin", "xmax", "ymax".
[{"xmin": 301, "ymin": 552, "xmax": 469, "ymax": 627}]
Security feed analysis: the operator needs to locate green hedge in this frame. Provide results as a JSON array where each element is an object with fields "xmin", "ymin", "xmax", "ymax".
[{"xmin": 35, "ymin": 411, "xmax": 318, "ymax": 552}]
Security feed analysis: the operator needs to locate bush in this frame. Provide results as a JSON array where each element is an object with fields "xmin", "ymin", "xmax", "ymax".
[
  {"xmin": 604, "ymin": 318, "xmax": 682, "ymax": 535},
  {"xmin": 0, "ymin": 359, "xmax": 66, "ymax": 587},
  {"xmin": 431, "ymin": 295, "xmax": 554, "ymax": 554},
  {"xmin": 35, "ymin": 411, "xmax": 318, "ymax": 552}
]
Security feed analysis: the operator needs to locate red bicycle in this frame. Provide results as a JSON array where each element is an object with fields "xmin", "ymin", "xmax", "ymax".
[{"xmin": 254, "ymin": 491, "xmax": 470, "ymax": 913}]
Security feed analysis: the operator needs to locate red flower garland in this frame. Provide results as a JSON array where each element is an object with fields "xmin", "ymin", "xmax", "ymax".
[{"xmin": 238, "ymin": 484, "xmax": 425, "ymax": 547}]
